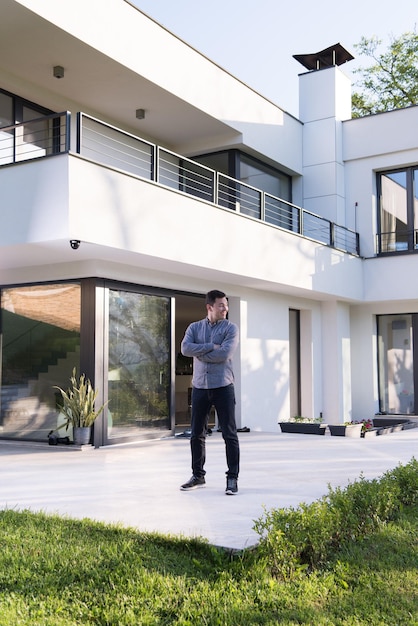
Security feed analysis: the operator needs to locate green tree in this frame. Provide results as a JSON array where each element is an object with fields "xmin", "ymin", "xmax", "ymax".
[{"xmin": 352, "ymin": 31, "xmax": 418, "ymax": 117}]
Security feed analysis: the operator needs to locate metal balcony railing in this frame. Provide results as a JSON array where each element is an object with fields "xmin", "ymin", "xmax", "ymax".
[
  {"xmin": 76, "ymin": 114, "xmax": 360, "ymax": 255},
  {"xmin": 157, "ymin": 148, "xmax": 216, "ymax": 203},
  {"xmin": 76, "ymin": 113, "xmax": 154, "ymax": 179},
  {"xmin": 0, "ymin": 111, "xmax": 360, "ymax": 256},
  {"xmin": 0, "ymin": 112, "xmax": 70, "ymax": 165},
  {"xmin": 377, "ymin": 230, "xmax": 418, "ymax": 254}
]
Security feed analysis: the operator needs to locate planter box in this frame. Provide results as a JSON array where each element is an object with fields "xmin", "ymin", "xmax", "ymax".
[
  {"xmin": 279, "ymin": 422, "xmax": 325, "ymax": 435},
  {"xmin": 378, "ymin": 426, "xmax": 395, "ymax": 435},
  {"xmin": 329, "ymin": 424, "xmax": 362, "ymax": 438},
  {"xmin": 362, "ymin": 428, "xmax": 379, "ymax": 438},
  {"xmin": 373, "ymin": 417, "xmax": 410, "ymax": 427}
]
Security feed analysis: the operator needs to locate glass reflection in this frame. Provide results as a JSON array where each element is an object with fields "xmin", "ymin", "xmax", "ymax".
[
  {"xmin": 0, "ymin": 284, "xmax": 80, "ymax": 440},
  {"xmin": 108, "ymin": 290, "xmax": 170, "ymax": 438},
  {"xmin": 378, "ymin": 314, "xmax": 415, "ymax": 414}
]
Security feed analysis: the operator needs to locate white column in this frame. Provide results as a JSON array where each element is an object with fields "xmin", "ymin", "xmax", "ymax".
[
  {"xmin": 321, "ymin": 300, "xmax": 352, "ymax": 423},
  {"xmin": 299, "ymin": 66, "xmax": 352, "ymax": 226},
  {"xmin": 350, "ymin": 306, "xmax": 379, "ymax": 418}
]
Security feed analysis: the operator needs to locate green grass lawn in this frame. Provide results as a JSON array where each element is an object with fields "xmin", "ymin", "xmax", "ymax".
[
  {"xmin": 0, "ymin": 507, "xmax": 416, "ymax": 625},
  {"xmin": 0, "ymin": 460, "xmax": 417, "ymax": 625}
]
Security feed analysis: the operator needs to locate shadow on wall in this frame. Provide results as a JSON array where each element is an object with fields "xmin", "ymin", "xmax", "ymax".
[
  {"xmin": 243, "ymin": 296, "xmax": 289, "ymax": 430},
  {"xmin": 312, "ymin": 243, "xmax": 362, "ymax": 301}
]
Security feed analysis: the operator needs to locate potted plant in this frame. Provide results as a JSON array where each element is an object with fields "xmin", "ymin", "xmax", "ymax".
[
  {"xmin": 53, "ymin": 368, "xmax": 107, "ymax": 445},
  {"xmin": 356, "ymin": 419, "xmax": 375, "ymax": 438},
  {"xmin": 328, "ymin": 421, "xmax": 362, "ymax": 438},
  {"xmin": 279, "ymin": 416, "xmax": 326, "ymax": 435}
]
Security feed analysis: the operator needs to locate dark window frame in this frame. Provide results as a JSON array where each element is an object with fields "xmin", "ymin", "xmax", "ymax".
[
  {"xmin": 0, "ymin": 88, "xmax": 56, "ymax": 163},
  {"xmin": 377, "ymin": 166, "xmax": 418, "ymax": 254},
  {"xmin": 0, "ymin": 87, "xmax": 53, "ymax": 127},
  {"xmin": 193, "ymin": 148, "xmax": 292, "ymax": 202},
  {"xmin": 377, "ymin": 313, "xmax": 418, "ymax": 415}
]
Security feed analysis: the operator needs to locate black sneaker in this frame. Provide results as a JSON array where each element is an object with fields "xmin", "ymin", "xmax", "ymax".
[
  {"xmin": 180, "ymin": 476, "xmax": 206, "ymax": 491},
  {"xmin": 225, "ymin": 477, "xmax": 238, "ymax": 495}
]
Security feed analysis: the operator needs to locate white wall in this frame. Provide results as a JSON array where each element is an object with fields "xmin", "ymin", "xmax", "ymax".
[
  {"xmin": 236, "ymin": 290, "xmax": 326, "ymax": 431},
  {"xmin": 299, "ymin": 66, "xmax": 352, "ymax": 123},
  {"xmin": 66, "ymin": 156, "xmax": 365, "ymax": 302},
  {"xmin": 343, "ymin": 106, "xmax": 418, "ymax": 161},
  {"xmin": 0, "ymin": 156, "xmax": 70, "ymax": 245},
  {"xmin": 321, "ymin": 301, "xmax": 352, "ymax": 423},
  {"xmin": 238, "ymin": 292, "xmax": 289, "ymax": 431},
  {"xmin": 364, "ymin": 256, "xmax": 418, "ymax": 302}
]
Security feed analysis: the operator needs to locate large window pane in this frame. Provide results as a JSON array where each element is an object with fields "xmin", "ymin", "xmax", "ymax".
[
  {"xmin": 377, "ymin": 314, "xmax": 414, "ymax": 414},
  {"xmin": 379, "ymin": 171, "xmax": 409, "ymax": 251},
  {"xmin": 194, "ymin": 150, "xmax": 292, "ymax": 201},
  {"xmin": 107, "ymin": 290, "xmax": 170, "ymax": 439},
  {"xmin": 240, "ymin": 154, "xmax": 291, "ymax": 202},
  {"xmin": 194, "ymin": 151, "xmax": 230, "ymax": 175},
  {"xmin": 0, "ymin": 284, "xmax": 81, "ymax": 440}
]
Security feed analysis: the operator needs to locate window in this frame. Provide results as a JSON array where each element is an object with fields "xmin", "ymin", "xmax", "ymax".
[
  {"xmin": 194, "ymin": 149, "xmax": 291, "ymax": 201},
  {"xmin": 377, "ymin": 314, "xmax": 417, "ymax": 414},
  {"xmin": 0, "ymin": 88, "xmax": 54, "ymax": 164},
  {"xmin": 240, "ymin": 153, "xmax": 291, "ymax": 202},
  {"xmin": 0, "ymin": 284, "xmax": 81, "ymax": 441},
  {"xmin": 377, "ymin": 167, "xmax": 418, "ymax": 253},
  {"xmin": 194, "ymin": 149, "xmax": 292, "ymax": 223}
]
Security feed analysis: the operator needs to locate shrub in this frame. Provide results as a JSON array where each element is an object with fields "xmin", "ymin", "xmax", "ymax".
[
  {"xmin": 382, "ymin": 457, "xmax": 418, "ymax": 507},
  {"xmin": 254, "ymin": 457, "xmax": 418, "ymax": 580}
]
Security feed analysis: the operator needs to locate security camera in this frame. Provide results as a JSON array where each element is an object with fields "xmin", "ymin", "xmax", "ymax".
[{"xmin": 70, "ymin": 240, "xmax": 81, "ymax": 250}]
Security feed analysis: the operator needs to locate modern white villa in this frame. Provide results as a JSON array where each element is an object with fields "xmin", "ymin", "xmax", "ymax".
[{"xmin": 1, "ymin": 0, "xmax": 418, "ymax": 446}]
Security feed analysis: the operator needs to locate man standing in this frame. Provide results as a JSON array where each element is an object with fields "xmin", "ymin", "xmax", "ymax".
[{"xmin": 180, "ymin": 289, "xmax": 240, "ymax": 495}]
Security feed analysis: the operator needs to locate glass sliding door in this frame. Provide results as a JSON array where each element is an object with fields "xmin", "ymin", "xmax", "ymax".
[
  {"xmin": 107, "ymin": 288, "xmax": 171, "ymax": 440},
  {"xmin": 377, "ymin": 314, "xmax": 415, "ymax": 414},
  {"xmin": 0, "ymin": 284, "xmax": 81, "ymax": 440}
]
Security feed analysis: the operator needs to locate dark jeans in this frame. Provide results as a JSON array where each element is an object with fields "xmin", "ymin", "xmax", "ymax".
[{"xmin": 190, "ymin": 384, "xmax": 240, "ymax": 479}]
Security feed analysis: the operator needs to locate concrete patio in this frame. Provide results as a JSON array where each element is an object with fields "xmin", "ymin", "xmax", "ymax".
[{"xmin": 1, "ymin": 428, "xmax": 417, "ymax": 550}]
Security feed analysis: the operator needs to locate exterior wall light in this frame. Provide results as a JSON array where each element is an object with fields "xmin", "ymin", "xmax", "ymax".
[{"xmin": 53, "ymin": 65, "xmax": 65, "ymax": 79}]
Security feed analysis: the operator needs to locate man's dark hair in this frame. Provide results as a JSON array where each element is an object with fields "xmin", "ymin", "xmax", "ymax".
[{"xmin": 206, "ymin": 289, "xmax": 226, "ymax": 305}]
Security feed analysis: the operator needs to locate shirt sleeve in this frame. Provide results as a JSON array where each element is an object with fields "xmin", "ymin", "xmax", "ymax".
[
  {"xmin": 197, "ymin": 323, "xmax": 239, "ymax": 363},
  {"xmin": 181, "ymin": 322, "xmax": 214, "ymax": 357}
]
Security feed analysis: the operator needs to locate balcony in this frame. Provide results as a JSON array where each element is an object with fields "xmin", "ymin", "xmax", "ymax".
[
  {"xmin": 377, "ymin": 230, "xmax": 418, "ymax": 254},
  {"xmin": 0, "ymin": 111, "xmax": 360, "ymax": 256}
]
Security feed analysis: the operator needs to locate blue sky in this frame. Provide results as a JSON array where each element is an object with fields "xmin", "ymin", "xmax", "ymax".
[{"xmin": 131, "ymin": 0, "xmax": 417, "ymax": 116}]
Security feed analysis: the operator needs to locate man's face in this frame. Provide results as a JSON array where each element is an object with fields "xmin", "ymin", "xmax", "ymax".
[{"xmin": 207, "ymin": 297, "xmax": 229, "ymax": 323}]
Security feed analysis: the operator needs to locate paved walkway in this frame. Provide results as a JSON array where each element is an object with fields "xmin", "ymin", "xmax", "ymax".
[{"xmin": 1, "ymin": 429, "xmax": 417, "ymax": 550}]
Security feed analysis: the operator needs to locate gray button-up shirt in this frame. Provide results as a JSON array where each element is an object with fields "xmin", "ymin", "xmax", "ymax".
[{"xmin": 181, "ymin": 318, "xmax": 239, "ymax": 389}]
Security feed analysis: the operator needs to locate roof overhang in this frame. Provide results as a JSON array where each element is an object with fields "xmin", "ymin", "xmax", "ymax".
[{"xmin": 0, "ymin": 0, "xmax": 238, "ymax": 151}]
